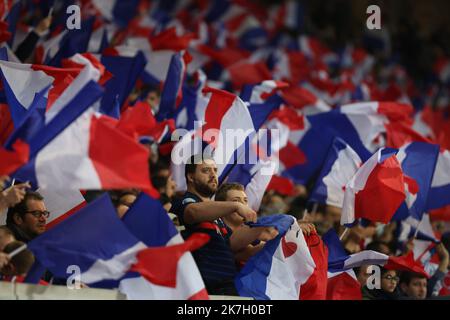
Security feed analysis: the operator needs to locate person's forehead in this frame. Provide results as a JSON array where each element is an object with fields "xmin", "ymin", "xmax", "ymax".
[
  {"xmin": 385, "ymin": 270, "xmax": 396, "ymax": 275},
  {"xmin": 227, "ymin": 189, "xmax": 247, "ymax": 199},
  {"xmin": 198, "ymin": 159, "xmax": 217, "ymax": 169},
  {"xmin": 26, "ymin": 199, "xmax": 46, "ymax": 209}
]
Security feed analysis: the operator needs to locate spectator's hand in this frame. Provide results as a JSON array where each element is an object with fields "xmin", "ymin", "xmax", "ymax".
[
  {"xmin": 35, "ymin": 16, "xmax": 52, "ymax": 35},
  {"xmin": 405, "ymin": 238, "xmax": 414, "ymax": 253},
  {"xmin": 235, "ymin": 203, "xmax": 257, "ymax": 223},
  {"xmin": 256, "ymin": 226, "xmax": 279, "ymax": 241},
  {"xmin": 0, "ymin": 252, "xmax": 10, "ymax": 268},
  {"xmin": 1, "ymin": 182, "xmax": 31, "ymax": 207},
  {"xmin": 436, "ymin": 243, "xmax": 450, "ymax": 272},
  {"xmin": 298, "ymin": 221, "xmax": 316, "ymax": 236}
]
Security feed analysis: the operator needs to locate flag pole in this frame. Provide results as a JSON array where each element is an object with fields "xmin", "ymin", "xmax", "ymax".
[
  {"xmin": 7, "ymin": 244, "xmax": 27, "ymax": 259},
  {"xmin": 412, "ymin": 216, "xmax": 424, "ymax": 240},
  {"xmin": 339, "ymin": 227, "xmax": 349, "ymax": 241}
]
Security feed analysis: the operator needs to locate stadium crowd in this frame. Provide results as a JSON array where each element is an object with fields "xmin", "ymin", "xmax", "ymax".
[{"xmin": 0, "ymin": 0, "xmax": 449, "ymax": 300}]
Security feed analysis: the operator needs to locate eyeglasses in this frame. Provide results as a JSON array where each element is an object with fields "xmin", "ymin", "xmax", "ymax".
[
  {"xmin": 383, "ymin": 275, "xmax": 400, "ymax": 282},
  {"xmin": 25, "ymin": 210, "xmax": 50, "ymax": 219}
]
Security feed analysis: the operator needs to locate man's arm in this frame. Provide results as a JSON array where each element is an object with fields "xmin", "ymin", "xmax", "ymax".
[
  {"xmin": 184, "ymin": 201, "xmax": 257, "ymax": 225},
  {"xmin": 229, "ymin": 225, "xmax": 278, "ymax": 253}
]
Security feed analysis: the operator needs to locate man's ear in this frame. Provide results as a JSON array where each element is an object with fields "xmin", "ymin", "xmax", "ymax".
[
  {"xmin": 12, "ymin": 213, "xmax": 23, "ymax": 226},
  {"xmin": 187, "ymin": 172, "xmax": 194, "ymax": 184}
]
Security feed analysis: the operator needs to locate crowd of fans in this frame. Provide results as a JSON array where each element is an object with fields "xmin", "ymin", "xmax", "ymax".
[{"xmin": 0, "ymin": 0, "xmax": 449, "ymax": 300}]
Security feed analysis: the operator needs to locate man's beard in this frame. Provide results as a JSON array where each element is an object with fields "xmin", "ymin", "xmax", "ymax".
[{"xmin": 193, "ymin": 179, "xmax": 217, "ymax": 198}]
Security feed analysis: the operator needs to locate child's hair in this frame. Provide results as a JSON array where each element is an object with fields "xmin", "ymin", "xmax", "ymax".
[{"xmin": 2, "ymin": 241, "xmax": 35, "ymax": 275}]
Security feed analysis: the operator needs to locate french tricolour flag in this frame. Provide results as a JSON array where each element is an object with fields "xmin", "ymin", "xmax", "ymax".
[
  {"xmin": 11, "ymin": 80, "xmax": 154, "ymax": 194},
  {"xmin": 0, "ymin": 58, "xmax": 103, "ymax": 127},
  {"xmin": 26, "ymin": 194, "xmax": 209, "ymax": 295},
  {"xmin": 341, "ymin": 147, "xmax": 406, "ymax": 226},
  {"xmin": 322, "ymin": 229, "xmax": 362, "ymax": 300},
  {"xmin": 392, "ymin": 142, "xmax": 440, "ymax": 221},
  {"xmin": 427, "ymin": 149, "xmax": 450, "ymax": 210},
  {"xmin": 171, "ymin": 87, "xmax": 256, "ymax": 190},
  {"xmin": 310, "ymin": 138, "xmax": 363, "ymax": 208},
  {"xmin": 156, "ymin": 51, "xmax": 189, "ymax": 121},
  {"xmin": 37, "ymin": 189, "xmax": 87, "ymax": 230},
  {"xmin": 308, "ymin": 101, "xmax": 413, "ymax": 159},
  {"xmin": 235, "ymin": 215, "xmax": 316, "ymax": 300},
  {"xmin": 268, "ymin": 107, "xmax": 335, "ymax": 185},
  {"xmin": 324, "ymin": 228, "xmax": 428, "ymax": 278},
  {"xmin": 280, "ymin": 86, "xmax": 331, "ymax": 115},
  {"xmin": 240, "ymin": 80, "xmax": 289, "ymax": 104},
  {"xmin": 120, "ymin": 193, "xmax": 209, "ymax": 300}
]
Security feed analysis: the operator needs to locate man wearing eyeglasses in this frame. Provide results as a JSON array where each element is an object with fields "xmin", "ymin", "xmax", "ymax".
[{"xmin": 6, "ymin": 191, "xmax": 48, "ymax": 243}]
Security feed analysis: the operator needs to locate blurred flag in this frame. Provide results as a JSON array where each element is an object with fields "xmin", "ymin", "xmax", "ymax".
[
  {"xmin": 341, "ymin": 148, "xmax": 406, "ymax": 225},
  {"xmin": 235, "ymin": 215, "xmax": 316, "ymax": 300}
]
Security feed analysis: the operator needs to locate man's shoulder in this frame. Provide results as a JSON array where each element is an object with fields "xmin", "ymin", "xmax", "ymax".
[
  {"xmin": 180, "ymin": 192, "xmax": 202, "ymax": 205},
  {"xmin": 171, "ymin": 192, "xmax": 201, "ymax": 217}
]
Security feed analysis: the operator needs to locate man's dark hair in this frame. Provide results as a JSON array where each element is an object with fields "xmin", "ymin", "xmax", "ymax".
[
  {"xmin": 6, "ymin": 191, "xmax": 44, "ymax": 226},
  {"xmin": 215, "ymin": 183, "xmax": 245, "ymax": 201},
  {"xmin": 399, "ymin": 271, "xmax": 427, "ymax": 285},
  {"xmin": 184, "ymin": 154, "xmax": 215, "ymax": 183},
  {"xmin": 152, "ymin": 175, "xmax": 168, "ymax": 191}
]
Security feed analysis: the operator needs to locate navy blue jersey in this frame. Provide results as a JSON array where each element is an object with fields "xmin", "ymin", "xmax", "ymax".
[{"xmin": 171, "ymin": 192, "xmax": 237, "ymax": 288}]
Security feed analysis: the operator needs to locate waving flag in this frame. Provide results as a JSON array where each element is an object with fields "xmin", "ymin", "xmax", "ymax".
[
  {"xmin": 281, "ymin": 86, "xmax": 331, "ymax": 115},
  {"xmin": 120, "ymin": 193, "xmax": 209, "ymax": 300},
  {"xmin": 38, "ymin": 189, "xmax": 87, "ymax": 229},
  {"xmin": 174, "ymin": 70, "xmax": 208, "ymax": 130},
  {"xmin": 172, "ymin": 87, "xmax": 257, "ymax": 190},
  {"xmin": 235, "ymin": 215, "xmax": 316, "ymax": 300},
  {"xmin": 427, "ymin": 149, "xmax": 450, "ymax": 210},
  {"xmin": 299, "ymin": 231, "xmax": 329, "ymax": 300},
  {"xmin": 117, "ymin": 100, "xmax": 175, "ymax": 143},
  {"xmin": 156, "ymin": 51, "xmax": 189, "ymax": 121},
  {"xmin": 100, "ymin": 52, "xmax": 147, "ymax": 118},
  {"xmin": 322, "ymin": 229, "xmax": 362, "ymax": 300},
  {"xmin": 268, "ymin": 107, "xmax": 334, "ymax": 185},
  {"xmin": 92, "ymin": 0, "xmax": 140, "ymax": 27},
  {"xmin": 308, "ymin": 101, "xmax": 413, "ymax": 159},
  {"xmin": 225, "ymin": 130, "xmax": 279, "ymax": 211},
  {"xmin": 0, "ymin": 60, "xmax": 55, "ymax": 125},
  {"xmin": 11, "ymin": 79, "xmax": 156, "ymax": 194},
  {"xmin": 324, "ymin": 228, "xmax": 428, "ymax": 278},
  {"xmin": 3, "ymin": 85, "xmax": 49, "ymax": 149},
  {"xmin": 392, "ymin": 142, "xmax": 440, "ymax": 221},
  {"xmin": 310, "ymin": 138, "xmax": 363, "ymax": 208},
  {"xmin": 341, "ymin": 148, "xmax": 406, "ymax": 225},
  {"xmin": 46, "ymin": 16, "xmax": 95, "ymax": 67},
  {"xmin": 26, "ymin": 194, "xmax": 208, "ymax": 291},
  {"xmin": 240, "ymin": 80, "xmax": 287, "ymax": 103},
  {"xmin": 26, "ymin": 194, "xmax": 147, "ymax": 284}
]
